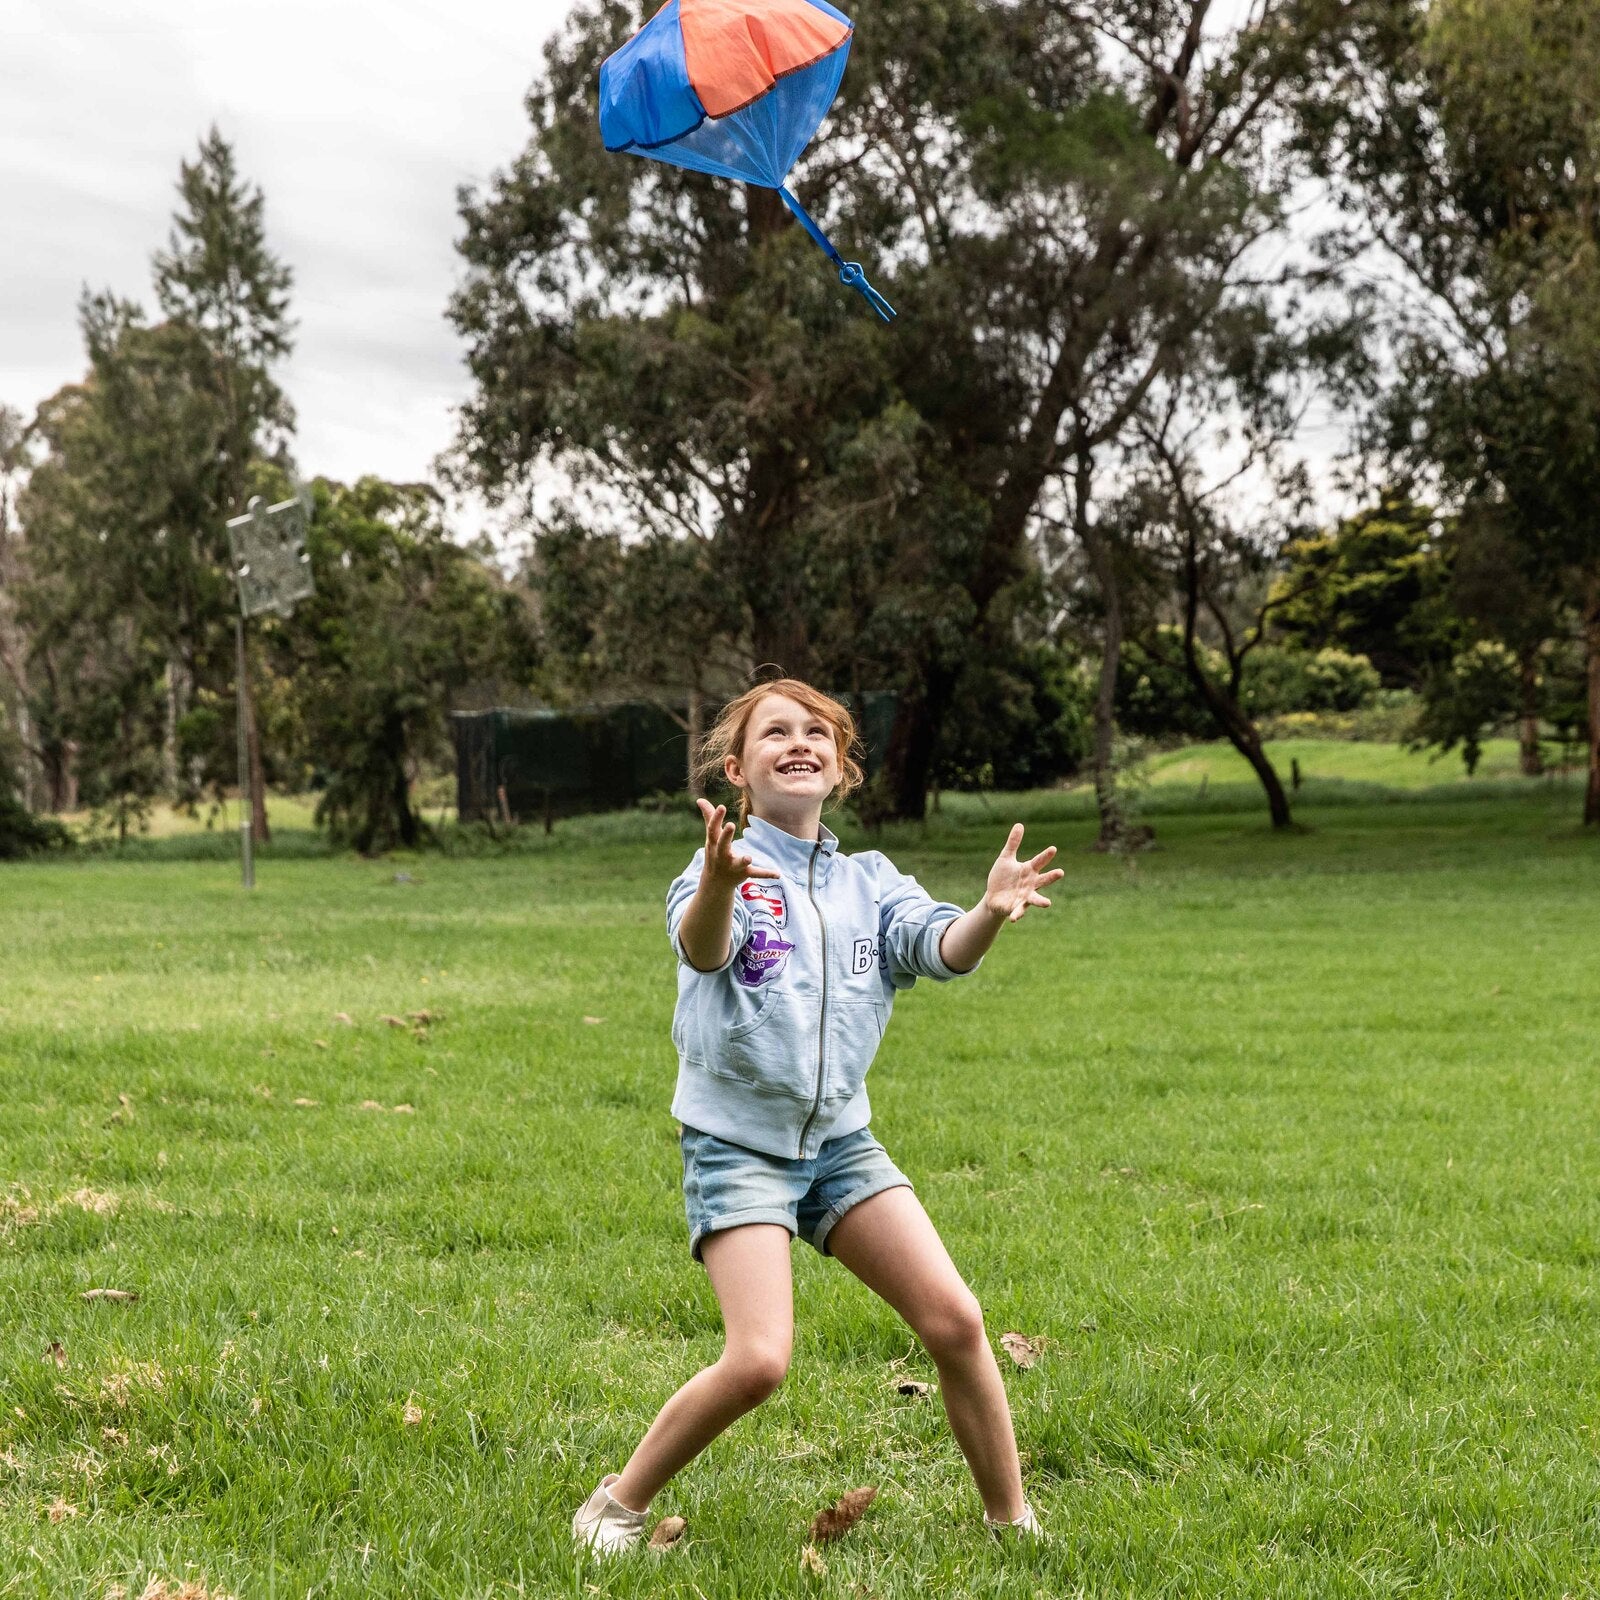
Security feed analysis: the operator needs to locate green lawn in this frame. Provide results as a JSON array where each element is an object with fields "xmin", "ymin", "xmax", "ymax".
[{"xmin": 4, "ymin": 784, "xmax": 1600, "ymax": 1597}]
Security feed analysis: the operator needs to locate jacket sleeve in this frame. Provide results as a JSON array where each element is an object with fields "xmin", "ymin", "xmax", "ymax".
[
  {"xmin": 875, "ymin": 854, "xmax": 980, "ymax": 985},
  {"xmin": 666, "ymin": 848, "xmax": 753, "ymax": 974}
]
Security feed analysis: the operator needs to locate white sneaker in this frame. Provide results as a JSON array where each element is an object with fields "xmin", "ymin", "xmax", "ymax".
[
  {"xmin": 985, "ymin": 1501, "xmax": 1043, "ymax": 1540},
  {"xmin": 572, "ymin": 1473, "xmax": 650, "ymax": 1555}
]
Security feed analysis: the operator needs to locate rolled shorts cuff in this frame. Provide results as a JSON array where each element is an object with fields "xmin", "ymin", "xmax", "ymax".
[
  {"xmin": 689, "ymin": 1205, "xmax": 798, "ymax": 1264},
  {"xmin": 808, "ymin": 1173, "xmax": 914, "ymax": 1256}
]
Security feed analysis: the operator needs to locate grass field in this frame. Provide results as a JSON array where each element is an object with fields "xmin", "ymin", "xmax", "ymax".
[{"xmin": 5, "ymin": 772, "xmax": 1600, "ymax": 1597}]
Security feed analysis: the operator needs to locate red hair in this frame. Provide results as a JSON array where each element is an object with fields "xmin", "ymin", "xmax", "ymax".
[{"xmin": 693, "ymin": 679, "xmax": 865, "ymax": 826}]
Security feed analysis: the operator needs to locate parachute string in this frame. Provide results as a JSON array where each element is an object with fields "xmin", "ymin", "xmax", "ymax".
[{"xmin": 779, "ymin": 187, "xmax": 896, "ymax": 323}]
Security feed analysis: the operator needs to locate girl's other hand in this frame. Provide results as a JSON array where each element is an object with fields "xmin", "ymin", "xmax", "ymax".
[
  {"xmin": 696, "ymin": 798, "xmax": 782, "ymax": 888},
  {"xmin": 984, "ymin": 823, "xmax": 1064, "ymax": 923}
]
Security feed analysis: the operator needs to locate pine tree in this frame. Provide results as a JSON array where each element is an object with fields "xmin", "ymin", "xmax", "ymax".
[{"xmin": 152, "ymin": 126, "xmax": 296, "ymax": 840}]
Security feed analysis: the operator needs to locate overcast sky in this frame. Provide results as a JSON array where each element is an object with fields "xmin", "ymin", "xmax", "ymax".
[{"xmin": 3, "ymin": 0, "xmax": 571, "ymax": 533}]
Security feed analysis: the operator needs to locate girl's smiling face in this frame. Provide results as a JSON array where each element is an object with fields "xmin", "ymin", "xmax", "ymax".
[{"xmin": 726, "ymin": 692, "xmax": 842, "ymax": 826}]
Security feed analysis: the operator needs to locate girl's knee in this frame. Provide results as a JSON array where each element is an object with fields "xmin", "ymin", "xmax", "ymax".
[
  {"xmin": 919, "ymin": 1289, "xmax": 987, "ymax": 1364},
  {"xmin": 719, "ymin": 1340, "xmax": 790, "ymax": 1405}
]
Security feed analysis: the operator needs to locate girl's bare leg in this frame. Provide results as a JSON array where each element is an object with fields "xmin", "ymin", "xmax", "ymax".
[
  {"xmin": 610, "ymin": 1223, "xmax": 794, "ymax": 1512},
  {"xmin": 825, "ymin": 1186, "xmax": 1027, "ymax": 1521}
]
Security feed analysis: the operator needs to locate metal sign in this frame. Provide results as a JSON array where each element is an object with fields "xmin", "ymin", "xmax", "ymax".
[
  {"xmin": 225, "ymin": 492, "xmax": 315, "ymax": 889},
  {"xmin": 225, "ymin": 495, "xmax": 314, "ymax": 619}
]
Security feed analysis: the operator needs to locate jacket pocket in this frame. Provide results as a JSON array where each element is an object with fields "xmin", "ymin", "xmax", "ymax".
[
  {"xmin": 824, "ymin": 993, "xmax": 886, "ymax": 1102},
  {"xmin": 714, "ymin": 987, "xmax": 814, "ymax": 1100}
]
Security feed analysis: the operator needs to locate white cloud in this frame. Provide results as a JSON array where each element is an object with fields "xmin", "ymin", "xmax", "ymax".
[{"xmin": 1, "ymin": 0, "xmax": 569, "ymax": 531}]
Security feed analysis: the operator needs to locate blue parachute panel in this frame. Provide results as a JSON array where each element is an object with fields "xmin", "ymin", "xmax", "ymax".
[
  {"xmin": 618, "ymin": 42, "xmax": 850, "ymax": 187},
  {"xmin": 599, "ymin": 0, "xmax": 706, "ymax": 154}
]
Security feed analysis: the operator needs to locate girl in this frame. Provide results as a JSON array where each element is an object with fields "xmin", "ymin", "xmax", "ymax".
[{"xmin": 572, "ymin": 679, "xmax": 1064, "ymax": 1553}]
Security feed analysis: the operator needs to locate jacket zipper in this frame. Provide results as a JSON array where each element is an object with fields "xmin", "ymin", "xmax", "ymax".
[{"xmin": 797, "ymin": 839, "xmax": 828, "ymax": 1157}]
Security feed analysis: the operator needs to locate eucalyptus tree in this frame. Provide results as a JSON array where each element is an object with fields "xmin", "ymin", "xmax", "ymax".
[
  {"xmin": 275, "ymin": 477, "xmax": 538, "ymax": 854},
  {"xmin": 1313, "ymin": 0, "xmax": 1600, "ymax": 823},
  {"xmin": 450, "ymin": 0, "xmax": 1379, "ymax": 822}
]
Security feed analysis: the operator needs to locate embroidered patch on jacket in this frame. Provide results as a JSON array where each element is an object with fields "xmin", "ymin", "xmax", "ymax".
[
  {"xmin": 739, "ymin": 878, "xmax": 787, "ymax": 927},
  {"xmin": 735, "ymin": 927, "xmax": 796, "ymax": 988}
]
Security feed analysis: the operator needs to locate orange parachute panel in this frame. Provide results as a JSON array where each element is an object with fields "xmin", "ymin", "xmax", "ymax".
[{"xmin": 680, "ymin": 0, "xmax": 852, "ymax": 118}]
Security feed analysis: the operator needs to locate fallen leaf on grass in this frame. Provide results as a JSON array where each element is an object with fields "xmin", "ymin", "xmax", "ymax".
[
  {"xmin": 408, "ymin": 1010, "xmax": 438, "ymax": 1026},
  {"xmin": 47, "ymin": 1497, "xmax": 77, "ymax": 1523},
  {"xmin": 582, "ymin": 1016, "xmax": 605, "ymax": 1026},
  {"xmin": 647, "ymin": 1515, "xmax": 686, "ymax": 1550},
  {"xmin": 292, "ymin": 1098, "xmax": 319, "ymax": 1108},
  {"xmin": 358, "ymin": 1100, "xmax": 385, "ymax": 1111},
  {"xmin": 2, "ymin": 1187, "xmax": 40, "ymax": 1230},
  {"xmin": 999, "ymin": 1331, "xmax": 1043, "ymax": 1368},
  {"xmin": 44, "ymin": 1341, "xmax": 67, "ymax": 1370},
  {"xmin": 402, "ymin": 1400, "xmax": 425, "ymax": 1426},
  {"xmin": 81, "ymin": 1289, "xmax": 139, "ymax": 1304},
  {"xmin": 391, "ymin": 1104, "xmax": 415, "ymax": 1115},
  {"xmin": 799, "ymin": 1543, "xmax": 827, "ymax": 1575},
  {"xmin": 128, "ymin": 1580, "xmax": 236, "ymax": 1600},
  {"xmin": 332, "ymin": 1012, "xmax": 354, "ymax": 1026},
  {"xmin": 312, "ymin": 1040, "xmax": 329, "ymax": 1050},
  {"xmin": 379, "ymin": 1015, "xmax": 408, "ymax": 1028},
  {"xmin": 894, "ymin": 1380, "xmax": 931, "ymax": 1398},
  {"xmin": 808, "ymin": 1486, "xmax": 876, "ymax": 1544}
]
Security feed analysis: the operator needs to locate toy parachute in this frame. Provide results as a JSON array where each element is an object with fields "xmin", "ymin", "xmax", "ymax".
[{"xmin": 598, "ymin": 0, "xmax": 895, "ymax": 322}]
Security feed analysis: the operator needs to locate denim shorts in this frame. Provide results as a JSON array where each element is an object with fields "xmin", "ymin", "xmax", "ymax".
[{"xmin": 680, "ymin": 1123, "xmax": 913, "ymax": 1265}]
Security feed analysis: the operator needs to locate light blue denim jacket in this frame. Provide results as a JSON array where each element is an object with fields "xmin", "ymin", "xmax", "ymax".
[{"xmin": 666, "ymin": 814, "xmax": 981, "ymax": 1160}]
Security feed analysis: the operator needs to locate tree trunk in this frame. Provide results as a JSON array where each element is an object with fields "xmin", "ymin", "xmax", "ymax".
[
  {"xmin": 1518, "ymin": 649, "xmax": 1543, "ymax": 777},
  {"xmin": 1080, "ymin": 523, "xmax": 1127, "ymax": 849},
  {"xmin": 1191, "ymin": 667, "xmax": 1293, "ymax": 828},
  {"xmin": 686, "ymin": 685, "xmax": 704, "ymax": 797},
  {"xmin": 881, "ymin": 671, "xmax": 945, "ymax": 823},
  {"xmin": 14, "ymin": 699, "xmax": 40, "ymax": 812},
  {"xmin": 1584, "ymin": 578, "xmax": 1600, "ymax": 828},
  {"xmin": 395, "ymin": 743, "xmax": 419, "ymax": 849},
  {"xmin": 1175, "ymin": 525, "xmax": 1292, "ymax": 830},
  {"xmin": 162, "ymin": 658, "xmax": 179, "ymax": 794},
  {"xmin": 46, "ymin": 738, "xmax": 79, "ymax": 813}
]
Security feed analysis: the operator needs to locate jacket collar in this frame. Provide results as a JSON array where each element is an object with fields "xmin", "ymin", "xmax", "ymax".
[{"xmin": 742, "ymin": 813, "xmax": 838, "ymax": 874}]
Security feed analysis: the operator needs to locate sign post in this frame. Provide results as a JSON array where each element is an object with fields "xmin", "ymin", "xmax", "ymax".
[{"xmin": 224, "ymin": 494, "xmax": 314, "ymax": 889}]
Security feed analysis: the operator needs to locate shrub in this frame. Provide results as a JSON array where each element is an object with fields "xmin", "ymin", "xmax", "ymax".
[{"xmin": 0, "ymin": 793, "xmax": 73, "ymax": 859}]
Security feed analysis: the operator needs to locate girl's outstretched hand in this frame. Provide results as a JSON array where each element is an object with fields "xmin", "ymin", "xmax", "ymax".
[
  {"xmin": 984, "ymin": 823, "xmax": 1064, "ymax": 923},
  {"xmin": 696, "ymin": 798, "xmax": 781, "ymax": 889}
]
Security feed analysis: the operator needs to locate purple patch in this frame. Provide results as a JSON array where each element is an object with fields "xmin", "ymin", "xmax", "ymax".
[{"xmin": 734, "ymin": 927, "xmax": 796, "ymax": 988}]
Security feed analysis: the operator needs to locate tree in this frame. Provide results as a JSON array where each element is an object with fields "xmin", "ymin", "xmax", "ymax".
[
  {"xmin": 918, "ymin": 0, "xmax": 1386, "ymax": 835},
  {"xmin": 11, "ymin": 132, "xmax": 296, "ymax": 837},
  {"xmin": 0, "ymin": 404, "xmax": 41, "ymax": 811},
  {"xmin": 1269, "ymin": 494, "xmax": 1448, "ymax": 688},
  {"xmin": 1317, "ymin": 0, "xmax": 1600, "ymax": 823},
  {"xmin": 277, "ymin": 478, "xmax": 537, "ymax": 854},
  {"xmin": 152, "ymin": 126, "xmax": 295, "ymax": 839},
  {"xmin": 1409, "ymin": 639, "xmax": 1520, "ymax": 777},
  {"xmin": 530, "ymin": 519, "xmax": 746, "ymax": 790},
  {"xmin": 449, "ymin": 0, "xmax": 1382, "ymax": 824}
]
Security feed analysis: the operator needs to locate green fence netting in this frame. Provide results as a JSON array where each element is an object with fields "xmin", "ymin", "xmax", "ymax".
[{"xmin": 451, "ymin": 692, "xmax": 898, "ymax": 824}]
